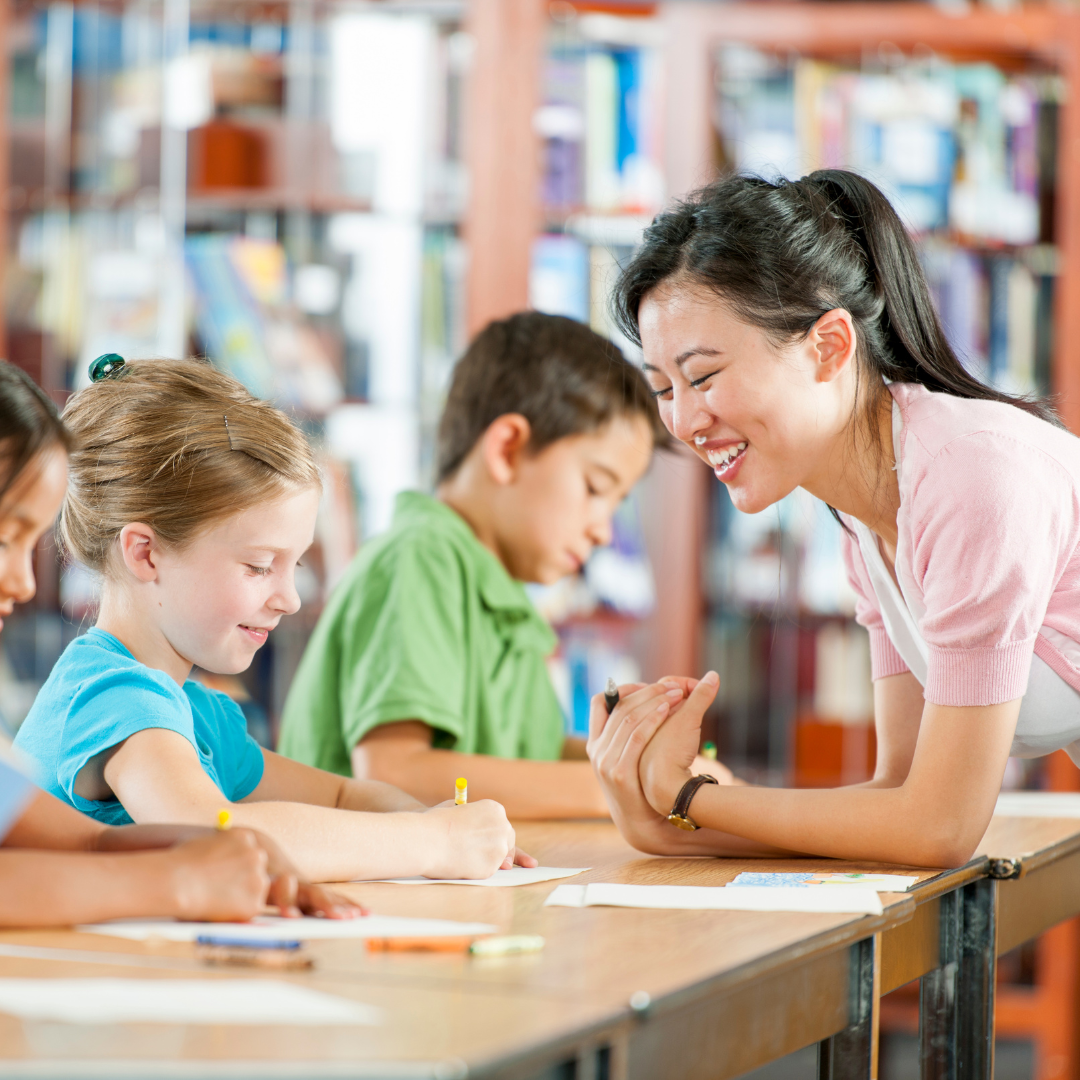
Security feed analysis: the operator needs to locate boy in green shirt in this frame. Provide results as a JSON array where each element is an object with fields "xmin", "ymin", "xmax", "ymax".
[{"xmin": 279, "ymin": 313, "xmax": 669, "ymax": 817}]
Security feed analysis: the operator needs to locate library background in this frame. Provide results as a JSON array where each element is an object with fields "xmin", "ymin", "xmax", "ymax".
[{"xmin": 2, "ymin": 0, "xmax": 1080, "ymax": 1075}]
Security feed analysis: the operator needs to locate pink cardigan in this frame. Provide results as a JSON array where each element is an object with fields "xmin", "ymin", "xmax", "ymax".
[{"xmin": 841, "ymin": 382, "xmax": 1080, "ymax": 707}]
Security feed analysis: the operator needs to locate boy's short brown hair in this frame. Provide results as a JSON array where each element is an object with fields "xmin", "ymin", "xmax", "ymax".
[{"xmin": 436, "ymin": 312, "xmax": 669, "ymax": 483}]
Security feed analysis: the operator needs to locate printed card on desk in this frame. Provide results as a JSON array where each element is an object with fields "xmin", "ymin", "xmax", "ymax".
[
  {"xmin": 0, "ymin": 978, "xmax": 380, "ymax": 1026},
  {"xmin": 544, "ymin": 883, "xmax": 884, "ymax": 915},
  {"xmin": 77, "ymin": 914, "xmax": 498, "ymax": 943},
  {"xmin": 728, "ymin": 872, "xmax": 919, "ymax": 891},
  {"xmin": 375, "ymin": 866, "xmax": 589, "ymax": 887}
]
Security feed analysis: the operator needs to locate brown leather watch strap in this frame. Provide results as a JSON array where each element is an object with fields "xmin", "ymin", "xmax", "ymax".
[{"xmin": 666, "ymin": 774, "xmax": 719, "ymax": 831}]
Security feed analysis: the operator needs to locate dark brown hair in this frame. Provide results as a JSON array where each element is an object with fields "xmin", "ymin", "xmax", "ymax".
[
  {"xmin": 614, "ymin": 170, "xmax": 1056, "ymax": 428},
  {"xmin": 436, "ymin": 311, "xmax": 668, "ymax": 483},
  {"xmin": 60, "ymin": 358, "xmax": 320, "ymax": 573},
  {"xmin": 0, "ymin": 360, "xmax": 73, "ymax": 505}
]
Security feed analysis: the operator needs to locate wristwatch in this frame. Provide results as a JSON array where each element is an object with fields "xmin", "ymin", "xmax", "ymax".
[{"xmin": 666, "ymin": 774, "xmax": 719, "ymax": 831}]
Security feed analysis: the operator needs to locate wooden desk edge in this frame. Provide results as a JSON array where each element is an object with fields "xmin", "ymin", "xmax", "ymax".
[{"xmin": 986, "ymin": 825, "xmax": 1080, "ymax": 878}]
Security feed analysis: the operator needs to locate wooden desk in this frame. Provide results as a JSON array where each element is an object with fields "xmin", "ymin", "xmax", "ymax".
[
  {"xmin": 871, "ymin": 815, "xmax": 1080, "ymax": 1080},
  {"xmin": 0, "ymin": 820, "xmax": 943, "ymax": 1080}
]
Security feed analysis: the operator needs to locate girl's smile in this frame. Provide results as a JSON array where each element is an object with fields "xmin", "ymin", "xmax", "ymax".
[{"xmin": 97, "ymin": 484, "xmax": 321, "ymax": 686}]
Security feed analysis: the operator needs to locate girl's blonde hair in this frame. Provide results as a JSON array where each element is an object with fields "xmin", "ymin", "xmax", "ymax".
[{"xmin": 60, "ymin": 358, "xmax": 320, "ymax": 573}]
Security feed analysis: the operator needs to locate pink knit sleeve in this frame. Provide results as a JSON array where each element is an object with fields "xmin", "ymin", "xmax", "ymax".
[
  {"xmin": 908, "ymin": 431, "xmax": 1080, "ymax": 706},
  {"xmin": 840, "ymin": 521, "xmax": 909, "ymax": 681}
]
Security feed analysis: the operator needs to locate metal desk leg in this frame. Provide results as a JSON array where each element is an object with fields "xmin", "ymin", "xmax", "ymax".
[
  {"xmin": 920, "ymin": 879, "xmax": 996, "ymax": 1080},
  {"xmin": 819, "ymin": 935, "xmax": 879, "ymax": 1080}
]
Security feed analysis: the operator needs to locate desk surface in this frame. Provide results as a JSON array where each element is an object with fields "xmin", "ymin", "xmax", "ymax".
[{"xmin": 0, "ymin": 817, "xmax": 1070, "ymax": 1079}]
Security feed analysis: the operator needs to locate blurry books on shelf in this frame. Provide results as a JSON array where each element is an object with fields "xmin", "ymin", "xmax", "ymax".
[
  {"xmin": 185, "ymin": 234, "xmax": 342, "ymax": 415},
  {"xmin": 716, "ymin": 48, "xmax": 1058, "ymax": 396},
  {"xmin": 529, "ymin": 10, "xmax": 662, "ymax": 357},
  {"xmin": 2, "ymin": 2, "xmax": 468, "ymax": 736}
]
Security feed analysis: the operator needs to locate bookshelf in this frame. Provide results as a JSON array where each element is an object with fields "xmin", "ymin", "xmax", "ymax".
[{"xmin": 0, "ymin": 0, "xmax": 473, "ymax": 737}]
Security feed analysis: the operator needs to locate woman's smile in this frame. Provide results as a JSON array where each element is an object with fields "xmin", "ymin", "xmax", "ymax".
[{"xmin": 693, "ymin": 436, "xmax": 749, "ymax": 480}]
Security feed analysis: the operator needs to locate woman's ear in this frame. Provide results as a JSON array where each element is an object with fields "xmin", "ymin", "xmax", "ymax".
[
  {"xmin": 810, "ymin": 308, "xmax": 857, "ymax": 383},
  {"xmin": 117, "ymin": 522, "xmax": 161, "ymax": 583},
  {"xmin": 480, "ymin": 414, "xmax": 532, "ymax": 486}
]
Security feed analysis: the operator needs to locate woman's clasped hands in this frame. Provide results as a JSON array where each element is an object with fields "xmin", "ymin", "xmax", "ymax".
[{"xmin": 586, "ymin": 671, "xmax": 725, "ymax": 853}]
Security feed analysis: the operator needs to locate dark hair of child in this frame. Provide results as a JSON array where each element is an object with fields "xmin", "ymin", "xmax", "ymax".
[
  {"xmin": 613, "ymin": 169, "xmax": 1057, "ymax": 432},
  {"xmin": 0, "ymin": 361, "xmax": 72, "ymax": 504},
  {"xmin": 436, "ymin": 312, "xmax": 669, "ymax": 483}
]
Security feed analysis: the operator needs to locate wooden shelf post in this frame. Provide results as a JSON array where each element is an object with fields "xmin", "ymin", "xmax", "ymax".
[{"xmin": 462, "ymin": 0, "xmax": 546, "ymax": 338}]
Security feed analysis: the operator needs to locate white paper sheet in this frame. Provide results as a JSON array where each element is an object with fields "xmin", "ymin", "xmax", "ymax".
[
  {"xmin": 544, "ymin": 883, "xmax": 883, "ymax": 915},
  {"xmin": 375, "ymin": 865, "xmax": 589, "ymax": 886},
  {"xmin": 77, "ymin": 914, "xmax": 497, "ymax": 943},
  {"xmin": 0, "ymin": 978, "xmax": 380, "ymax": 1025},
  {"xmin": 995, "ymin": 792, "xmax": 1080, "ymax": 818}
]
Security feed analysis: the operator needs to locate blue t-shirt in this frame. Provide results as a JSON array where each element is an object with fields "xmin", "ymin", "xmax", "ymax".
[{"xmin": 13, "ymin": 628, "xmax": 265, "ymax": 825}]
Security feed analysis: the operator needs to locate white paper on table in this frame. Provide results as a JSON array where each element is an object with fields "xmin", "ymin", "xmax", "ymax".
[
  {"xmin": 375, "ymin": 865, "xmax": 589, "ymax": 886},
  {"xmin": 995, "ymin": 792, "xmax": 1080, "ymax": 818},
  {"xmin": 0, "ymin": 978, "xmax": 381, "ymax": 1026},
  {"xmin": 544, "ymin": 883, "xmax": 883, "ymax": 915},
  {"xmin": 77, "ymin": 914, "xmax": 497, "ymax": 943}
]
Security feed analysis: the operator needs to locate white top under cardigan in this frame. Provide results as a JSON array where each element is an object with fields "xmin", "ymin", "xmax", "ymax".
[{"xmin": 848, "ymin": 398, "xmax": 1080, "ymax": 765}]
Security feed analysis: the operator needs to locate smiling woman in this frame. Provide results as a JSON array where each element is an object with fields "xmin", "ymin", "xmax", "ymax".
[
  {"xmin": 12, "ymin": 357, "xmax": 534, "ymax": 884},
  {"xmin": 586, "ymin": 170, "xmax": 1080, "ymax": 869}
]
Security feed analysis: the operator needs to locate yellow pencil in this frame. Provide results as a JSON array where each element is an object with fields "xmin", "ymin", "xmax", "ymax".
[
  {"xmin": 455, "ymin": 778, "xmax": 468, "ymax": 806},
  {"xmin": 217, "ymin": 809, "xmax": 232, "ymax": 831}
]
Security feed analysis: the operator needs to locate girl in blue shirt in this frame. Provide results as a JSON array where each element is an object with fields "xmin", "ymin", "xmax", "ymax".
[
  {"xmin": 15, "ymin": 356, "xmax": 532, "ymax": 883},
  {"xmin": 0, "ymin": 360, "xmax": 356, "ymax": 925}
]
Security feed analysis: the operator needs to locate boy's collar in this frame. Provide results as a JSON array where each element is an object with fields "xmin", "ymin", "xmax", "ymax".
[{"xmin": 394, "ymin": 491, "xmax": 548, "ymax": 618}]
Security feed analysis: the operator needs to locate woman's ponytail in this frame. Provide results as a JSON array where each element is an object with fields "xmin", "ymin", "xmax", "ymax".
[{"xmin": 614, "ymin": 169, "xmax": 1056, "ymax": 426}]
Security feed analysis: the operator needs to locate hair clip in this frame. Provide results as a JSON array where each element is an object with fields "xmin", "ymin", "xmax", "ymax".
[
  {"xmin": 89, "ymin": 353, "xmax": 126, "ymax": 382},
  {"xmin": 223, "ymin": 414, "xmax": 234, "ymax": 450}
]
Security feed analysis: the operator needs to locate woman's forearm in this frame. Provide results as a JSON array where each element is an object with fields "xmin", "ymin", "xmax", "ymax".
[
  {"xmin": 357, "ymin": 745, "xmax": 611, "ymax": 819},
  {"xmin": 635, "ymin": 698, "xmax": 1016, "ymax": 867},
  {"xmin": 0, "ymin": 850, "xmax": 178, "ymax": 926},
  {"xmin": 651, "ymin": 781, "xmax": 976, "ymax": 867}
]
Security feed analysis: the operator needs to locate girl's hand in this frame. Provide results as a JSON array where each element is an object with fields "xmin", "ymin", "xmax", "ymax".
[
  {"xmin": 585, "ymin": 681, "xmax": 688, "ymax": 853},
  {"xmin": 639, "ymin": 672, "xmax": 721, "ymax": 815},
  {"xmin": 421, "ymin": 800, "xmax": 520, "ymax": 880},
  {"xmin": 501, "ymin": 847, "xmax": 539, "ymax": 870}
]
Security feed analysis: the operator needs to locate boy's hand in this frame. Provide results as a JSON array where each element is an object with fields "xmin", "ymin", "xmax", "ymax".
[
  {"xmin": 691, "ymin": 755, "xmax": 740, "ymax": 786},
  {"xmin": 639, "ymin": 673, "xmax": 720, "ymax": 815},
  {"xmin": 421, "ymin": 800, "xmax": 520, "ymax": 880}
]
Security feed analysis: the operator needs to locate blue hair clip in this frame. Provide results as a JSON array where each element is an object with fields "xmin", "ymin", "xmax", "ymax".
[{"xmin": 89, "ymin": 353, "xmax": 125, "ymax": 382}]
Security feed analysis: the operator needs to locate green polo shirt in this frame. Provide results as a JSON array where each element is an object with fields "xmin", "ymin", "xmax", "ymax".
[{"xmin": 278, "ymin": 492, "xmax": 566, "ymax": 776}]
